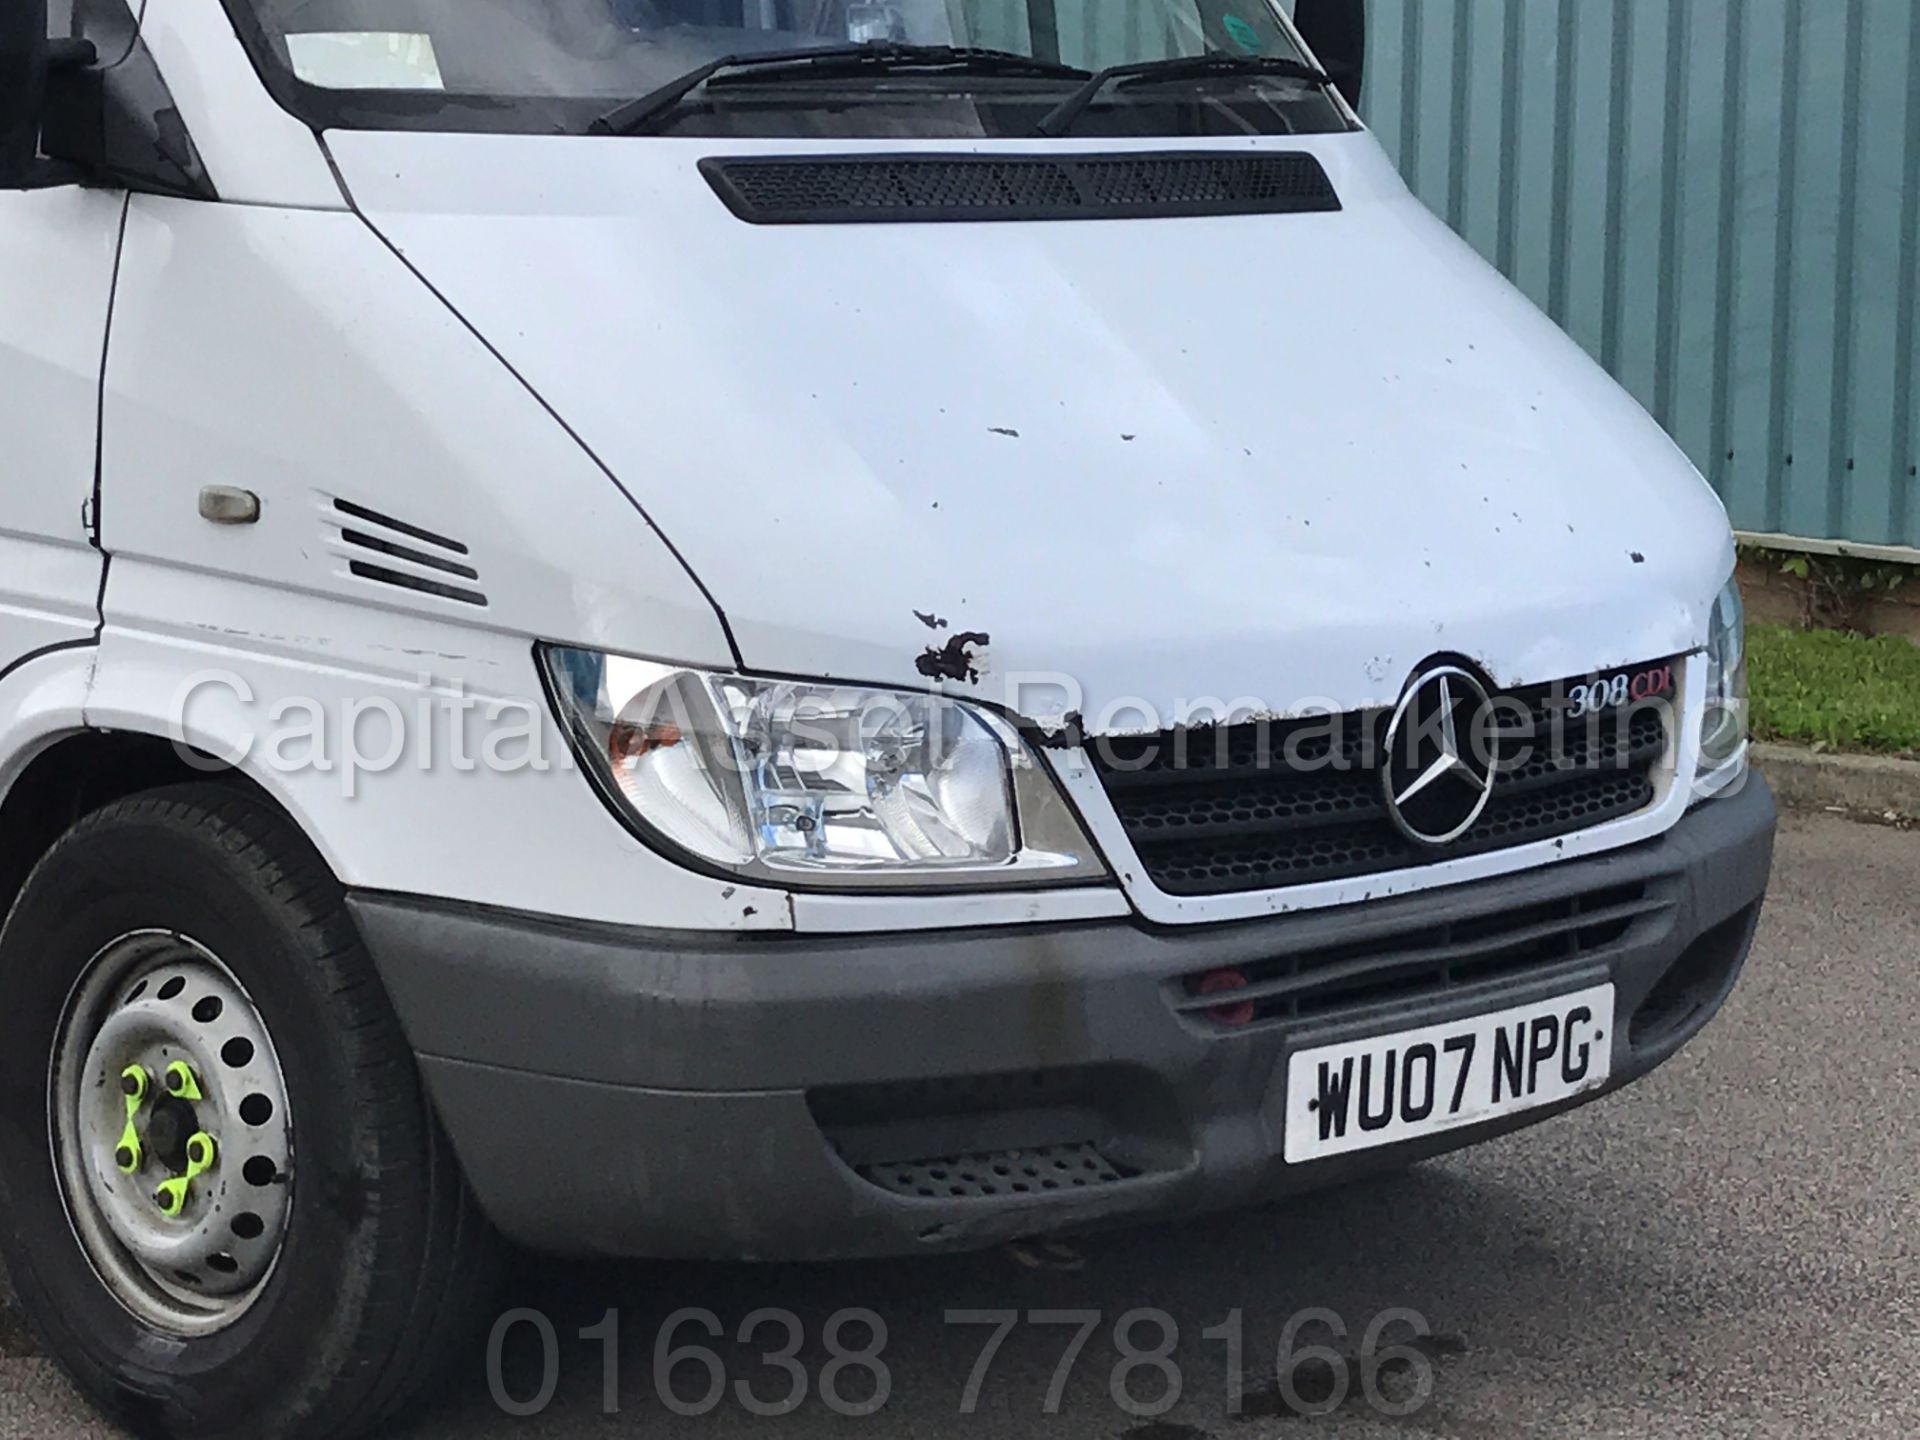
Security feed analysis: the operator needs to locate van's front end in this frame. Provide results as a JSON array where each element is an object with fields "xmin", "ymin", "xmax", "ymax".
[{"xmin": 0, "ymin": 0, "xmax": 1772, "ymax": 1434}]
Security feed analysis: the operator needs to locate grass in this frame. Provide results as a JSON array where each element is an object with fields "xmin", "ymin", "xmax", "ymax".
[{"xmin": 1748, "ymin": 624, "xmax": 1920, "ymax": 756}]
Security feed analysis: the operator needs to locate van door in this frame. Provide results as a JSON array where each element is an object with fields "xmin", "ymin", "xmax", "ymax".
[
  {"xmin": 4, "ymin": 0, "xmax": 251, "ymax": 692},
  {"xmin": 0, "ymin": 19, "xmax": 122, "ymax": 681}
]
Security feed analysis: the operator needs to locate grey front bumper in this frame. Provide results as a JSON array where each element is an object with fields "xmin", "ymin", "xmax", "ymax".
[{"xmin": 351, "ymin": 777, "xmax": 1775, "ymax": 1260}]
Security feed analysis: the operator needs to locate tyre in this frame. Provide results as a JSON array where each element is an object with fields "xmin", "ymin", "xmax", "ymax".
[{"xmin": 0, "ymin": 784, "xmax": 499, "ymax": 1439}]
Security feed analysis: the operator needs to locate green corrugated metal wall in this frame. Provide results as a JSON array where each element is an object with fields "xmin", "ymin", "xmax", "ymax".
[{"xmin": 1358, "ymin": 0, "xmax": 1920, "ymax": 552}]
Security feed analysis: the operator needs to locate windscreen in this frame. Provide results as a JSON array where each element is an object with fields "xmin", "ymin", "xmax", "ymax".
[{"xmin": 227, "ymin": 0, "xmax": 1352, "ymax": 137}]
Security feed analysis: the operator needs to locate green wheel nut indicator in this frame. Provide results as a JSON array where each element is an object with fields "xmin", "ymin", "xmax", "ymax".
[
  {"xmin": 116, "ymin": 1066, "xmax": 148, "ymax": 1174},
  {"xmin": 154, "ymin": 1132, "xmax": 217, "ymax": 1219},
  {"xmin": 164, "ymin": 1060, "xmax": 203, "ymax": 1101}
]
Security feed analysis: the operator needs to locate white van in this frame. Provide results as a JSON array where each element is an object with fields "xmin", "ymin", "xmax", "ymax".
[{"xmin": 0, "ymin": 0, "xmax": 1773, "ymax": 1434}]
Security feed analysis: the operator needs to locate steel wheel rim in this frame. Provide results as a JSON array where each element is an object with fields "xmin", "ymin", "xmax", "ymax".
[{"xmin": 49, "ymin": 931, "xmax": 295, "ymax": 1337}]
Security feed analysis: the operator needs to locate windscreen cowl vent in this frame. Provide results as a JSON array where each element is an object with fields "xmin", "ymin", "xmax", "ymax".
[
  {"xmin": 328, "ymin": 498, "xmax": 487, "ymax": 608},
  {"xmin": 699, "ymin": 151, "xmax": 1342, "ymax": 225}
]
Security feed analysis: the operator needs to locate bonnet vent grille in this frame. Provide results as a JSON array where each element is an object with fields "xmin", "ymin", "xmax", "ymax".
[
  {"xmin": 699, "ymin": 151, "xmax": 1341, "ymax": 225},
  {"xmin": 331, "ymin": 498, "xmax": 487, "ymax": 608}
]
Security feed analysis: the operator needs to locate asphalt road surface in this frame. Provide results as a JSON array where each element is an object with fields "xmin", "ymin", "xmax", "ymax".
[{"xmin": 4, "ymin": 808, "xmax": 1917, "ymax": 1440}]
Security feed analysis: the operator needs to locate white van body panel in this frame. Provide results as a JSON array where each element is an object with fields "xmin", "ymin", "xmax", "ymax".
[
  {"xmin": 0, "ymin": 187, "xmax": 123, "ymax": 667},
  {"xmin": 0, "ymin": 648, "xmax": 95, "ymax": 801},
  {"xmin": 99, "ymin": 195, "xmax": 736, "ymax": 671},
  {"xmin": 87, "ymin": 195, "xmax": 796, "ymax": 929},
  {"xmin": 327, "ymin": 130, "xmax": 1736, "ymax": 730},
  {"xmin": 87, "ymin": 562, "xmax": 799, "ymax": 930},
  {"xmin": 788, "ymin": 882, "xmax": 1129, "ymax": 932},
  {"xmin": 137, "ymin": 0, "xmax": 345, "ymax": 210},
  {"xmin": 0, "ymin": 531, "xmax": 101, "ymax": 674}
]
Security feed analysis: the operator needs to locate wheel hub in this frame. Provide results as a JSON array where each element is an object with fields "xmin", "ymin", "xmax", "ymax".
[
  {"xmin": 52, "ymin": 933, "xmax": 295, "ymax": 1336},
  {"xmin": 141, "ymin": 1092, "xmax": 197, "ymax": 1173}
]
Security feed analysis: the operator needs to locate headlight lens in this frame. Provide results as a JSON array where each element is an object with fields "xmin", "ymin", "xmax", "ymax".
[
  {"xmin": 1698, "ymin": 577, "xmax": 1748, "ymax": 780},
  {"xmin": 541, "ymin": 647, "xmax": 1105, "ymax": 888}
]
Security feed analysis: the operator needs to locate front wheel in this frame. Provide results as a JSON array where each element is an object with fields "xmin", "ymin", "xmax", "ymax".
[{"xmin": 0, "ymin": 785, "xmax": 497, "ymax": 1439}]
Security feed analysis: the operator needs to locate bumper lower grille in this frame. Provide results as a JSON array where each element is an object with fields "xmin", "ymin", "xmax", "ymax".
[
  {"xmin": 856, "ymin": 1143, "xmax": 1134, "ymax": 1201},
  {"xmin": 1174, "ymin": 880, "xmax": 1675, "ymax": 1028},
  {"xmin": 1096, "ymin": 667, "xmax": 1675, "ymax": 897}
]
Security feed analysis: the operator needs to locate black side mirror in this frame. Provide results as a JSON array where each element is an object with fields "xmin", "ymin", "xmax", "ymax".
[
  {"xmin": 1292, "ymin": 0, "xmax": 1366, "ymax": 110},
  {"xmin": 0, "ymin": 0, "xmax": 51, "ymax": 186}
]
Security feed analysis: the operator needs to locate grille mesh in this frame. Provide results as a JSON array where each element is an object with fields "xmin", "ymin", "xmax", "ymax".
[
  {"xmin": 856, "ymin": 1142, "xmax": 1133, "ymax": 1201},
  {"xmin": 700, "ymin": 151, "xmax": 1340, "ymax": 224},
  {"xmin": 1075, "ymin": 154, "xmax": 1334, "ymax": 206},
  {"xmin": 1098, "ymin": 671, "xmax": 1674, "ymax": 897}
]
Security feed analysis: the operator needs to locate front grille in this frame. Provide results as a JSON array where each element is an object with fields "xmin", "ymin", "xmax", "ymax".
[
  {"xmin": 1096, "ymin": 667, "xmax": 1675, "ymax": 897},
  {"xmin": 1173, "ymin": 880, "xmax": 1673, "ymax": 1028}
]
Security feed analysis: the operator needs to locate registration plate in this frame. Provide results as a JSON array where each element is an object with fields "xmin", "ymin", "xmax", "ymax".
[{"xmin": 1282, "ymin": 985, "xmax": 1614, "ymax": 1164}]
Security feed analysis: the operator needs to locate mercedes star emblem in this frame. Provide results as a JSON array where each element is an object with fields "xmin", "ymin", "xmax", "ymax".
[{"xmin": 1381, "ymin": 664, "xmax": 1501, "ymax": 847}]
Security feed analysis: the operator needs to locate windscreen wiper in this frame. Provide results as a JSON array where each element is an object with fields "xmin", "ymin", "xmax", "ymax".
[
  {"xmin": 1033, "ymin": 53, "xmax": 1335, "ymax": 138},
  {"xmin": 593, "ymin": 44, "xmax": 1092, "ymax": 137}
]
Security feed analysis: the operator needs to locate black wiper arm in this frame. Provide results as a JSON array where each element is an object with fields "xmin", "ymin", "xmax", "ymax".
[
  {"xmin": 1033, "ymin": 53, "xmax": 1334, "ymax": 138},
  {"xmin": 593, "ymin": 44, "xmax": 1091, "ymax": 137}
]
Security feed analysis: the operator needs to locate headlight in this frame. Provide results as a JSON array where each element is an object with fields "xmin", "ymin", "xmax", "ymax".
[
  {"xmin": 541, "ymin": 646, "xmax": 1107, "ymax": 888},
  {"xmin": 1696, "ymin": 577, "xmax": 1748, "ymax": 794}
]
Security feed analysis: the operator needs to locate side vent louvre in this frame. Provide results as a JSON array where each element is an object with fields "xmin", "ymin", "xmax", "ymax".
[
  {"xmin": 329, "ymin": 498, "xmax": 487, "ymax": 608},
  {"xmin": 700, "ymin": 151, "xmax": 1342, "ymax": 225}
]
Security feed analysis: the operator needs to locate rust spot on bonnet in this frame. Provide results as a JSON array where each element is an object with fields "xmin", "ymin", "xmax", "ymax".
[{"xmin": 916, "ymin": 631, "xmax": 991, "ymax": 685}]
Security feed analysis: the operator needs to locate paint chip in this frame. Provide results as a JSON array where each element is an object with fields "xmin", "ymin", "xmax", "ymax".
[{"xmin": 915, "ymin": 631, "xmax": 991, "ymax": 685}]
